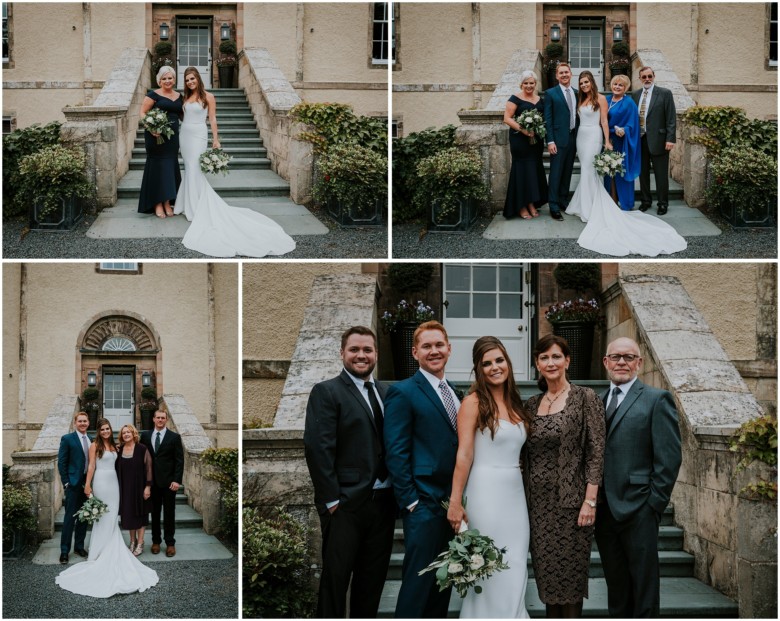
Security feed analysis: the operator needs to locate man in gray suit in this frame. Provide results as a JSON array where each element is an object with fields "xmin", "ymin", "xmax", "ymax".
[
  {"xmin": 632, "ymin": 66, "xmax": 676, "ymax": 215},
  {"xmin": 595, "ymin": 337, "xmax": 682, "ymax": 618}
]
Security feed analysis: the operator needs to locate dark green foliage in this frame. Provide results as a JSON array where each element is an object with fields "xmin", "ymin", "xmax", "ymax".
[
  {"xmin": 683, "ymin": 105, "xmax": 778, "ymax": 156},
  {"xmin": 392, "ymin": 125, "xmax": 457, "ymax": 222},
  {"xmin": 313, "ymin": 143, "xmax": 387, "ymax": 214},
  {"xmin": 289, "ymin": 102, "xmax": 387, "ymax": 154},
  {"xmin": 730, "ymin": 415, "xmax": 778, "ymax": 502},
  {"xmin": 202, "ymin": 448, "xmax": 238, "ymax": 541},
  {"xmin": 82, "ymin": 388, "xmax": 99, "ymax": 401},
  {"xmin": 386, "ymin": 263, "xmax": 435, "ymax": 294},
  {"xmin": 611, "ymin": 41, "xmax": 630, "ymax": 57},
  {"xmin": 708, "ymin": 146, "xmax": 777, "ymax": 219},
  {"xmin": 219, "ymin": 39, "xmax": 237, "ymax": 55},
  {"xmin": 3, "ymin": 481, "xmax": 37, "ymax": 546},
  {"xmin": 3, "ymin": 121, "xmax": 62, "ymax": 219},
  {"xmin": 553, "ymin": 264, "xmax": 601, "ymax": 295},
  {"xmin": 153, "ymin": 41, "xmax": 173, "ymax": 56},
  {"xmin": 242, "ymin": 506, "xmax": 315, "ymax": 618},
  {"xmin": 140, "ymin": 387, "xmax": 158, "ymax": 401},
  {"xmin": 544, "ymin": 42, "xmax": 564, "ymax": 59}
]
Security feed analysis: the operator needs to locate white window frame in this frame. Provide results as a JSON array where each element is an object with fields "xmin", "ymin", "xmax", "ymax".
[
  {"xmin": 2, "ymin": 3, "xmax": 9, "ymax": 63},
  {"xmin": 770, "ymin": 2, "xmax": 778, "ymax": 66},
  {"xmin": 371, "ymin": 2, "xmax": 394, "ymax": 65},
  {"xmin": 98, "ymin": 262, "xmax": 141, "ymax": 274}
]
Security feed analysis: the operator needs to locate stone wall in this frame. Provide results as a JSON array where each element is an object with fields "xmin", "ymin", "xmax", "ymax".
[
  {"xmin": 239, "ymin": 48, "xmax": 312, "ymax": 205},
  {"xmin": 59, "ymin": 48, "xmax": 151, "ymax": 209},
  {"xmin": 603, "ymin": 274, "xmax": 777, "ymax": 617}
]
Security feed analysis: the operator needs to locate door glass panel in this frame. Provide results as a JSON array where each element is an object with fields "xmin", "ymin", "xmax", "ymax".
[
  {"xmin": 446, "ymin": 265, "xmax": 470, "ymax": 291},
  {"xmin": 447, "ymin": 293, "xmax": 469, "ymax": 318},
  {"xmin": 473, "ymin": 293, "xmax": 496, "ymax": 319},
  {"xmin": 473, "ymin": 266, "xmax": 496, "ymax": 292},
  {"xmin": 499, "ymin": 294, "xmax": 522, "ymax": 319},
  {"xmin": 499, "ymin": 266, "xmax": 522, "ymax": 292}
]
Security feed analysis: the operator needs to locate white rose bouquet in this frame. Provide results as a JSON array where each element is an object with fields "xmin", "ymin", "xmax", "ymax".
[
  {"xmin": 514, "ymin": 109, "xmax": 546, "ymax": 145},
  {"xmin": 594, "ymin": 149, "xmax": 626, "ymax": 177},
  {"xmin": 141, "ymin": 108, "xmax": 174, "ymax": 146},
  {"xmin": 74, "ymin": 495, "xmax": 109, "ymax": 525},
  {"xmin": 418, "ymin": 499, "xmax": 509, "ymax": 597},
  {"xmin": 199, "ymin": 148, "xmax": 231, "ymax": 176}
]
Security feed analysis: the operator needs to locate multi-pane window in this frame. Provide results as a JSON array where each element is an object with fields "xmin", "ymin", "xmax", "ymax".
[
  {"xmin": 770, "ymin": 3, "xmax": 778, "ymax": 66},
  {"xmin": 391, "ymin": 120, "xmax": 399, "ymax": 139},
  {"xmin": 2, "ymin": 3, "xmax": 9, "ymax": 63},
  {"xmin": 372, "ymin": 2, "xmax": 394, "ymax": 65},
  {"xmin": 102, "ymin": 337, "xmax": 137, "ymax": 352},
  {"xmin": 98, "ymin": 262, "xmax": 141, "ymax": 274}
]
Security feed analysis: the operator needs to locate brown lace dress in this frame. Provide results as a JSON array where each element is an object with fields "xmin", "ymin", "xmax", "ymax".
[{"xmin": 524, "ymin": 384, "xmax": 605, "ymax": 604}]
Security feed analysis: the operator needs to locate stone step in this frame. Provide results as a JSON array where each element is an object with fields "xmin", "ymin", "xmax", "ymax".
[
  {"xmin": 131, "ymin": 145, "xmax": 268, "ymax": 159},
  {"xmin": 378, "ymin": 577, "xmax": 738, "ymax": 618},
  {"xmin": 134, "ymin": 136, "xmax": 264, "ymax": 149},
  {"xmin": 135, "ymin": 128, "xmax": 261, "ymax": 140},
  {"xmin": 54, "ymin": 496, "xmax": 203, "ymax": 532},
  {"xmin": 128, "ymin": 157, "xmax": 271, "ymax": 171},
  {"xmin": 117, "ymin": 168, "xmax": 289, "ymax": 199},
  {"xmin": 560, "ymin": 173, "xmax": 684, "ymax": 198}
]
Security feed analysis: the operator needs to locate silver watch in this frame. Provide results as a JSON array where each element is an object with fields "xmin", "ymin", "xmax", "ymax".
[{"xmin": 584, "ymin": 499, "xmax": 597, "ymax": 509}]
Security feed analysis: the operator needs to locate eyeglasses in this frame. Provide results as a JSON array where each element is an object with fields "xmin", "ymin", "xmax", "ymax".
[{"xmin": 606, "ymin": 354, "xmax": 639, "ymax": 362}]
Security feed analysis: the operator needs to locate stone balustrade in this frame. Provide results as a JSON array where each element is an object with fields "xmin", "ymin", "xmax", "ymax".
[
  {"xmin": 239, "ymin": 48, "xmax": 312, "ymax": 205},
  {"xmin": 59, "ymin": 48, "xmax": 151, "ymax": 209}
]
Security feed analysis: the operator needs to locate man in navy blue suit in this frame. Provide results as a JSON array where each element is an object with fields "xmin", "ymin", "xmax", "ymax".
[
  {"xmin": 57, "ymin": 411, "xmax": 91, "ymax": 564},
  {"xmin": 384, "ymin": 320, "xmax": 460, "ymax": 618},
  {"xmin": 544, "ymin": 62, "xmax": 579, "ymax": 220}
]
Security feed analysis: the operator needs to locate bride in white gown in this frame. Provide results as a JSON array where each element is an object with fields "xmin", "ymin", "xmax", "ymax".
[
  {"xmin": 174, "ymin": 67, "xmax": 296, "ymax": 258},
  {"xmin": 56, "ymin": 419, "xmax": 158, "ymax": 597},
  {"xmin": 448, "ymin": 337, "xmax": 530, "ymax": 619},
  {"xmin": 566, "ymin": 72, "xmax": 687, "ymax": 257}
]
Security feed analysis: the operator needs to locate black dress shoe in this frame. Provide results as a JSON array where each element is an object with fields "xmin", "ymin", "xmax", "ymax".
[
  {"xmin": 59, "ymin": 553, "xmax": 68, "ymax": 564},
  {"xmin": 74, "ymin": 548, "xmax": 88, "ymax": 558},
  {"xmin": 551, "ymin": 210, "xmax": 564, "ymax": 221},
  {"xmin": 657, "ymin": 204, "xmax": 668, "ymax": 215},
  {"xmin": 639, "ymin": 203, "xmax": 651, "ymax": 212}
]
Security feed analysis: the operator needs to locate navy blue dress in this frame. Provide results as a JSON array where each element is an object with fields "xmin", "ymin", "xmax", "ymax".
[
  {"xmin": 503, "ymin": 96, "xmax": 549, "ymax": 219},
  {"xmin": 138, "ymin": 90, "xmax": 183, "ymax": 214}
]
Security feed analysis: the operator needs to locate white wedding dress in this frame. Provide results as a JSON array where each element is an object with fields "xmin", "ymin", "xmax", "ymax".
[
  {"xmin": 56, "ymin": 451, "xmax": 159, "ymax": 598},
  {"xmin": 460, "ymin": 420, "xmax": 529, "ymax": 619},
  {"xmin": 174, "ymin": 101, "xmax": 296, "ymax": 257},
  {"xmin": 566, "ymin": 105, "xmax": 687, "ymax": 257}
]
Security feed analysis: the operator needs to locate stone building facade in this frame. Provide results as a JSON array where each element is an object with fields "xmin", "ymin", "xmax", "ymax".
[
  {"xmin": 3, "ymin": 262, "xmax": 239, "ymax": 464},
  {"xmin": 393, "ymin": 2, "xmax": 777, "ymax": 134},
  {"xmin": 2, "ymin": 2, "xmax": 390, "ymax": 130}
]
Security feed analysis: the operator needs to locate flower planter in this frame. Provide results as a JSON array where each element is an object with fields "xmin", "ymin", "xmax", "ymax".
[
  {"xmin": 428, "ymin": 197, "xmax": 479, "ymax": 233},
  {"xmin": 719, "ymin": 198, "xmax": 776, "ymax": 228},
  {"xmin": 3, "ymin": 530, "xmax": 26, "ymax": 559},
  {"xmin": 140, "ymin": 406, "xmax": 157, "ymax": 431},
  {"xmin": 327, "ymin": 196, "xmax": 384, "ymax": 227},
  {"xmin": 82, "ymin": 402, "xmax": 100, "ymax": 430},
  {"xmin": 29, "ymin": 195, "xmax": 84, "ymax": 231},
  {"xmin": 390, "ymin": 323, "xmax": 420, "ymax": 380},
  {"xmin": 551, "ymin": 321, "xmax": 596, "ymax": 380},
  {"xmin": 218, "ymin": 65, "xmax": 236, "ymax": 88}
]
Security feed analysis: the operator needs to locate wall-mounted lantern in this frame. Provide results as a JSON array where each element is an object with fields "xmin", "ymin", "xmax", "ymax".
[
  {"xmin": 142, "ymin": 371, "xmax": 152, "ymax": 388},
  {"xmin": 613, "ymin": 24, "xmax": 623, "ymax": 42},
  {"xmin": 551, "ymin": 24, "xmax": 561, "ymax": 42},
  {"xmin": 160, "ymin": 23, "xmax": 170, "ymax": 40},
  {"xmin": 220, "ymin": 23, "xmax": 231, "ymax": 41},
  {"xmin": 87, "ymin": 371, "xmax": 97, "ymax": 387}
]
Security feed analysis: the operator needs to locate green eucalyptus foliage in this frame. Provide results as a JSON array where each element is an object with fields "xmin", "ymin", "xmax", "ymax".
[
  {"xmin": 242, "ymin": 506, "xmax": 315, "ymax": 618},
  {"xmin": 392, "ymin": 125, "xmax": 457, "ymax": 222},
  {"xmin": 289, "ymin": 102, "xmax": 387, "ymax": 154},
  {"xmin": 202, "ymin": 448, "xmax": 239, "ymax": 541},
  {"xmin": 313, "ymin": 143, "xmax": 387, "ymax": 213},
  {"xmin": 2, "ymin": 121, "xmax": 62, "ymax": 219}
]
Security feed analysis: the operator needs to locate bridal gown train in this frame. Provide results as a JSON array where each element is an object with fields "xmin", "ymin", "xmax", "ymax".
[
  {"xmin": 56, "ymin": 451, "xmax": 158, "ymax": 597},
  {"xmin": 460, "ymin": 420, "xmax": 530, "ymax": 619},
  {"xmin": 566, "ymin": 105, "xmax": 687, "ymax": 257},
  {"xmin": 174, "ymin": 101, "xmax": 296, "ymax": 257}
]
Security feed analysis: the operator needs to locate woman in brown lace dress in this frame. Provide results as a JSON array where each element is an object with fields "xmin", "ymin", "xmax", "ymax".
[{"xmin": 524, "ymin": 334, "xmax": 605, "ymax": 618}]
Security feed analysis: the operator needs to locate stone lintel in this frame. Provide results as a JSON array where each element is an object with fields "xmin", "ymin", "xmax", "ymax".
[
  {"xmin": 457, "ymin": 109, "xmax": 504, "ymax": 125},
  {"xmin": 733, "ymin": 359, "xmax": 778, "ymax": 378},
  {"xmin": 243, "ymin": 359, "xmax": 291, "ymax": 379},
  {"xmin": 62, "ymin": 106, "xmax": 128, "ymax": 121},
  {"xmin": 244, "ymin": 427, "xmax": 305, "ymax": 444},
  {"xmin": 10, "ymin": 449, "xmax": 58, "ymax": 463}
]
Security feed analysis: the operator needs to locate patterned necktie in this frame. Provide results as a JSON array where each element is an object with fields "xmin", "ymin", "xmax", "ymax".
[
  {"xmin": 81, "ymin": 434, "xmax": 89, "ymax": 472},
  {"xmin": 605, "ymin": 386, "xmax": 622, "ymax": 429},
  {"xmin": 438, "ymin": 380, "xmax": 458, "ymax": 430},
  {"xmin": 565, "ymin": 88, "xmax": 576, "ymax": 130},
  {"xmin": 639, "ymin": 89, "xmax": 648, "ymax": 134},
  {"xmin": 365, "ymin": 381, "xmax": 388, "ymax": 482},
  {"xmin": 155, "ymin": 431, "xmax": 161, "ymax": 453}
]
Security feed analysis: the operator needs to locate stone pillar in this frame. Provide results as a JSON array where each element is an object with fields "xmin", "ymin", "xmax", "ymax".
[
  {"xmin": 455, "ymin": 110, "xmax": 508, "ymax": 214},
  {"xmin": 681, "ymin": 121, "xmax": 708, "ymax": 209},
  {"xmin": 7, "ymin": 451, "xmax": 59, "ymax": 539}
]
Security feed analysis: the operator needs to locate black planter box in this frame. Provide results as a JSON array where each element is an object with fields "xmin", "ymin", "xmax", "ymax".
[
  {"xmin": 428, "ymin": 197, "xmax": 479, "ymax": 233},
  {"xmin": 327, "ymin": 196, "xmax": 384, "ymax": 226},
  {"xmin": 720, "ymin": 199, "xmax": 776, "ymax": 228},
  {"xmin": 29, "ymin": 195, "xmax": 84, "ymax": 231},
  {"xmin": 552, "ymin": 320, "xmax": 596, "ymax": 380},
  {"xmin": 390, "ymin": 323, "xmax": 420, "ymax": 380},
  {"xmin": 218, "ymin": 65, "xmax": 236, "ymax": 88}
]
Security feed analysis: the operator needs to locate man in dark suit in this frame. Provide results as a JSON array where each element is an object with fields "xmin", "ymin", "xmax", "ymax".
[
  {"xmin": 141, "ymin": 409, "xmax": 184, "ymax": 557},
  {"xmin": 632, "ymin": 66, "xmax": 677, "ymax": 215},
  {"xmin": 304, "ymin": 325, "xmax": 395, "ymax": 618},
  {"xmin": 543, "ymin": 61, "xmax": 579, "ymax": 220},
  {"xmin": 57, "ymin": 411, "xmax": 91, "ymax": 564},
  {"xmin": 595, "ymin": 337, "xmax": 682, "ymax": 617},
  {"xmin": 384, "ymin": 320, "xmax": 460, "ymax": 618}
]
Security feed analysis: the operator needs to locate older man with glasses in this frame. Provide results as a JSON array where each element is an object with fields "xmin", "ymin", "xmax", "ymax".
[{"xmin": 594, "ymin": 337, "xmax": 682, "ymax": 618}]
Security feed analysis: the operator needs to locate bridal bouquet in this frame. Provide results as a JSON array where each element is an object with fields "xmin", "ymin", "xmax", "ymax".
[
  {"xmin": 200, "ymin": 148, "xmax": 231, "ymax": 176},
  {"xmin": 514, "ymin": 109, "xmax": 546, "ymax": 145},
  {"xmin": 419, "ymin": 499, "xmax": 509, "ymax": 597},
  {"xmin": 141, "ymin": 108, "xmax": 174, "ymax": 145},
  {"xmin": 75, "ymin": 495, "xmax": 109, "ymax": 525},
  {"xmin": 594, "ymin": 149, "xmax": 625, "ymax": 177}
]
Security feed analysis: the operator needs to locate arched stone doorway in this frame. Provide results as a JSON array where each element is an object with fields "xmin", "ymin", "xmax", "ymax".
[{"xmin": 76, "ymin": 312, "xmax": 162, "ymax": 430}]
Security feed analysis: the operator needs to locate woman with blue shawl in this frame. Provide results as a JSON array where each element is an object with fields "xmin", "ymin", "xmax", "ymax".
[{"xmin": 603, "ymin": 74, "xmax": 641, "ymax": 210}]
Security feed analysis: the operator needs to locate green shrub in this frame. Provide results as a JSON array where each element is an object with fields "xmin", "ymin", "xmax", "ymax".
[
  {"xmin": 553, "ymin": 263, "xmax": 601, "ymax": 295},
  {"xmin": 18, "ymin": 144, "xmax": 94, "ymax": 218},
  {"xmin": 413, "ymin": 147, "xmax": 489, "ymax": 222},
  {"xmin": 140, "ymin": 387, "xmax": 158, "ymax": 401},
  {"xmin": 392, "ymin": 125, "xmax": 457, "ymax": 222},
  {"xmin": 289, "ymin": 102, "xmax": 387, "ymax": 154},
  {"xmin": 219, "ymin": 39, "xmax": 237, "ymax": 55},
  {"xmin": 2, "ymin": 121, "xmax": 62, "ymax": 219},
  {"xmin": 611, "ymin": 41, "xmax": 630, "ymax": 57},
  {"xmin": 683, "ymin": 105, "xmax": 778, "ymax": 156},
  {"xmin": 202, "ymin": 447, "xmax": 239, "ymax": 541},
  {"xmin": 313, "ymin": 143, "xmax": 387, "ymax": 214},
  {"xmin": 707, "ymin": 146, "xmax": 777, "ymax": 220},
  {"xmin": 153, "ymin": 41, "xmax": 173, "ymax": 56},
  {"xmin": 729, "ymin": 414, "xmax": 778, "ymax": 502},
  {"xmin": 243, "ymin": 506, "xmax": 315, "ymax": 618},
  {"xmin": 3, "ymin": 482, "xmax": 37, "ymax": 547},
  {"xmin": 386, "ymin": 263, "xmax": 434, "ymax": 294},
  {"xmin": 82, "ymin": 388, "xmax": 99, "ymax": 402},
  {"xmin": 544, "ymin": 42, "xmax": 564, "ymax": 59}
]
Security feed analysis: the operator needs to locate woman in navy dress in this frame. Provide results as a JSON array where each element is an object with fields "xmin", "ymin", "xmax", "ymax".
[
  {"xmin": 138, "ymin": 65, "xmax": 183, "ymax": 218},
  {"xmin": 603, "ymin": 74, "xmax": 641, "ymax": 211},
  {"xmin": 116, "ymin": 424, "xmax": 152, "ymax": 556},
  {"xmin": 503, "ymin": 70, "xmax": 548, "ymax": 220}
]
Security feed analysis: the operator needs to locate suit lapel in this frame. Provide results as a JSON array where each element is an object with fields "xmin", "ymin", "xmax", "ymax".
[
  {"xmin": 608, "ymin": 380, "xmax": 643, "ymax": 439},
  {"xmin": 414, "ymin": 371, "xmax": 455, "ymax": 432},
  {"xmin": 339, "ymin": 370, "xmax": 377, "ymax": 433}
]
